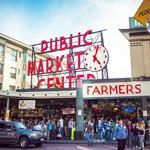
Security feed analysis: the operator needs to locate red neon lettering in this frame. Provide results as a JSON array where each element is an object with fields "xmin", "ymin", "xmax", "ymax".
[
  {"xmin": 37, "ymin": 79, "xmax": 45, "ymax": 88},
  {"xmin": 78, "ymin": 32, "xmax": 81, "ymax": 47},
  {"xmin": 87, "ymin": 73, "xmax": 95, "ymax": 79},
  {"xmin": 56, "ymin": 77, "xmax": 64, "ymax": 88},
  {"xmin": 60, "ymin": 36, "xmax": 68, "ymax": 50},
  {"xmin": 77, "ymin": 74, "xmax": 84, "ymax": 80},
  {"xmin": 87, "ymin": 86, "xmax": 92, "ymax": 95},
  {"xmin": 67, "ymin": 53, "xmax": 74, "ymax": 71},
  {"xmin": 109, "ymin": 85, "xmax": 118, "ymax": 95},
  {"xmin": 47, "ymin": 78, "xmax": 54, "ymax": 88},
  {"xmin": 41, "ymin": 40, "xmax": 48, "ymax": 53},
  {"xmin": 135, "ymin": 84, "xmax": 141, "ymax": 94},
  {"xmin": 101, "ymin": 85, "xmax": 108, "ymax": 94},
  {"xmin": 46, "ymin": 57, "xmax": 53, "ymax": 73},
  {"xmin": 66, "ymin": 76, "xmax": 75, "ymax": 88},
  {"xmin": 92, "ymin": 86, "xmax": 100, "ymax": 95},
  {"xmin": 69, "ymin": 34, "xmax": 76, "ymax": 49},
  {"xmin": 118, "ymin": 85, "xmax": 125, "ymax": 94},
  {"xmin": 83, "ymin": 30, "xmax": 92, "ymax": 45},
  {"xmin": 28, "ymin": 60, "xmax": 36, "ymax": 75},
  {"xmin": 75, "ymin": 51, "xmax": 84, "ymax": 69},
  {"xmin": 56, "ymin": 55, "xmax": 64, "ymax": 72},
  {"xmin": 37, "ymin": 59, "xmax": 44, "ymax": 74},
  {"xmin": 126, "ymin": 84, "xmax": 134, "ymax": 94},
  {"xmin": 50, "ymin": 38, "xmax": 57, "ymax": 52}
]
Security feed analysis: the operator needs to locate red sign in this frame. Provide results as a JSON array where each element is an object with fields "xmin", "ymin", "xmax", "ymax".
[{"xmin": 28, "ymin": 29, "xmax": 109, "ymax": 89}]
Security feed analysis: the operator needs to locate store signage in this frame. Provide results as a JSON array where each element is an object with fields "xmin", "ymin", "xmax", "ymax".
[
  {"xmin": 28, "ymin": 29, "xmax": 109, "ymax": 88},
  {"xmin": 19, "ymin": 100, "xmax": 35, "ymax": 109},
  {"xmin": 134, "ymin": 0, "xmax": 150, "ymax": 26},
  {"xmin": 61, "ymin": 108, "xmax": 75, "ymax": 114},
  {"xmin": 83, "ymin": 81, "xmax": 150, "ymax": 98}
]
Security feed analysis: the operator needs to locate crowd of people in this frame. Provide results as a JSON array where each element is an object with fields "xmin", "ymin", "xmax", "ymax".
[
  {"xmin": 1, "ymin": 115, "xmax": 150, "ymax": 150},
  {"xmin": 84, "ymin": 117, "xmax": 150, "ymax": 150}
]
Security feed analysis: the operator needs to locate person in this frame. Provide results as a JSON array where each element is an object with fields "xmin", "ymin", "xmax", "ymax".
[
  {"xmin": 84, "ymin": 120, "xmax": 94, "ymax": 146},
  {"xmin": 97, "ymin": 119, "xmax": 104, "ymax": 141},
  {"xmin": 137, "ymin": 119, "xmax": 146, "ymax": 150},
  {"xmin": 47, "ymin": 119, "xmax": 52, "ymax": 140},
  {"xmin": 68, "ymin": 118, "xmax": 74, "ymax": 139},
  {"xmin": 131, "ymin": 122, "xmax": 139, "ymax": 149},
  {"xmin": 114, "ymin": 119, "xmax": 128, "ymax": 150},
  {"xmin": 59, "ymin": 117, "xmax": 64, "ymax": 137}
]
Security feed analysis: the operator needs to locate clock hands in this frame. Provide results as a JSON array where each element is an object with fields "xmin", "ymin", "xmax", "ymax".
[{"xmin": 93, "ymin": 45, "xmax": 101, "ymax": 64}]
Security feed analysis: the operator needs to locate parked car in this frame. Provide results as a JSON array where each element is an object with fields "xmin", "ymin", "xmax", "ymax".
[{"xmin": 0, "ymin": 121, "xmax": 46, "ymax": 148}]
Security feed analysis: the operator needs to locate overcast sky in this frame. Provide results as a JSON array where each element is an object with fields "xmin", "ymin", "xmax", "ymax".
[{"xmin": 0, "ymin": 0, "xmax": 143, "ymax": 78}]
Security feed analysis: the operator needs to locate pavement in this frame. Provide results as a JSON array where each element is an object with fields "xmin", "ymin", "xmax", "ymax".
[{"xmin": 0, "ymin": 143, "xmax": 150, "ymax": 150}]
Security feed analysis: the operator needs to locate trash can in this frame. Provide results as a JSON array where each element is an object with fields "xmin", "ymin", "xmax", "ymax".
[{"xmin": 74, "ymin": 131, "xmax": 83, "ymax": 140}]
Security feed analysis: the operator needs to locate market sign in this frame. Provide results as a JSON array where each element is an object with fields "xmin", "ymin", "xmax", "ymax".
[
  {"xmin": 83, "ymin": 81, "xmax": 150, "ymax": 98},
  {"xmin": 19, "ymin": 100, "xmax": 35, "ymax": 109},
  {"xmin": 134, "ymin": 0, "xmax": 150, "ymax": 27},
  {"xmin": 28, "ymin": 29, "xmax": 109, "ymax": 89}
]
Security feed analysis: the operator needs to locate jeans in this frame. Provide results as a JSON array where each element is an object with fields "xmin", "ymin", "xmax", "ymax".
[
  {"xmin": 87, "ymin": 133, "xmax": 93, "ymax": 145},
  {"xmin": 98, "ymin": 130, "xmax": 103, "ymax": 140},
  {"xmin": 139, "ymin": 134, "xmax": 145, "ymax": 149},
  {"xmin": 60, "ymin": 127, "xmax": 64, "ymax": 136},
  {"xmin": 132, "ymin": 134, "xmax": 139, "ymax": 147}
]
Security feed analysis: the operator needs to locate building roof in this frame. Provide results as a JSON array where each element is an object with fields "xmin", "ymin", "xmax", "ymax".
[
  {"xmin": 0, "ymin": 32, "xmax": 32, "ymax": 49},
  {"xmin": 119, "ymin": 28, "xmax": 150, "ymax": 41}
]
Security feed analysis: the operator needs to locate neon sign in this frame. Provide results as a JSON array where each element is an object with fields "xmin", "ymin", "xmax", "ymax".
[{"xmin": 28, "ymin": 29, "xmax": 109, "ymax": 88}]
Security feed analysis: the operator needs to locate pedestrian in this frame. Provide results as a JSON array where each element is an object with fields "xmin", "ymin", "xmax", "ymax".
[
  {"xmin": 68, "ymin": 118, "xmax": 75, "ymax": 139},
  {"xmin": 97, "ymin": 119, "xmax": 104, "ymax": 141},
  {"xmin": 137, "ymin": 119, "xmax": 146, "ymax": 150},
  {"xmin": 131, "ymin": 122, "xmax": 139, "ymax": 149},
  {"xmin": 113, "ymin": 119, "xmax": 128, "ymax": 150},
  {"xmin": 84, "ymin": 120, "xmax": 94, "ymax": 146}
]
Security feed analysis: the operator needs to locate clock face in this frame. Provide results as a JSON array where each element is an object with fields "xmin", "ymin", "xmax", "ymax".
[{"xmin": 84, "ymin": 45, "xmax": 109, "ymax": 72}]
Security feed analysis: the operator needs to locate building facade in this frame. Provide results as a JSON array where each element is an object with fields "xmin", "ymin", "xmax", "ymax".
[{"xmin": 0, "ymin": 33, "xmax": 44, "ymax": 91}]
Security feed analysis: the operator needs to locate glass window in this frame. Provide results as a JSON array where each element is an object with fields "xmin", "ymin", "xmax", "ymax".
[
  {"xmin": 11, "ymin": 50, "xmax": 17, "ymax": 62},
  {"xmin": 0, "ymin": 45, "xmax": 4, "ymax": 56},
  {"xmin": 19, "ymin": 52, "xmax": 21, "ymax": 58},
  {"xmin": 0, "ymin": 83, "xmax": 2, "ymax": 90},
  {"xmin": 9, "ymin": 85, "xmax": 16, "ymax": 91},
  {"xmin": 0, "ymin": 64, "xmax": 3, "ymax": 74},
  {"xmin": 10, "ymin": 67, "xmax": 16, "ymax": 79}
]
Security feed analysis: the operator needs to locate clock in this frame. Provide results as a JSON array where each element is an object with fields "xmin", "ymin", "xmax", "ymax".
[{"xmin": 84, "ymin": 45, "xmax": 109, "ymax": 71}]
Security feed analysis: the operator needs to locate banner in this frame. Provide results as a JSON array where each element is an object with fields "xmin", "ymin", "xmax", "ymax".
[{"xmin": 19, "ymin": 100, "xmax": 35, "ymax": 109}]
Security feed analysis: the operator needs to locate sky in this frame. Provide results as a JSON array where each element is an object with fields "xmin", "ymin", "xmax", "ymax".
[{"xmin": 0, "ymin": 0, "xmax": 143, "ymax": 78}]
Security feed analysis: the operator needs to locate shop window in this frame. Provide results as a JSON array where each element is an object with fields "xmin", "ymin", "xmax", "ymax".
[
  {"xmin": 0, "ymin": 64, "xmax": 3, "ymax": 74},
  {"xmin": 0, "ymin": 45, "xmax": 4, "ymax": 56},
  {"xmin": 9, "ymin": 85, "xmax": 16, "ymax": 91},
  {"xmin": 11, "ymin": 50, "xmax": 17, "ymax": 62},
  {"xmin": 10, "ymin": 67, "xmax": 16, "ymax": 79}
]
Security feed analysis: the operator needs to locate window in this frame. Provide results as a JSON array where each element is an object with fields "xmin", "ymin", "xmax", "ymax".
[
  {"xmin": 0, "ymin": 45, "xmax": 4, "ymax": 56},
  {"xmin": 0, "ymin": 83, "xmax": 2, "ymax": 90},
  {"xmin": 19, "ymin": 52, "xmax": 21, "ymax": 58},
  {"xmin": 18, "ymin": 69, "xmax": 20, "ymax": 75},
  {"xmin": 9, "ymin": 85, "xmax": 16, "ymax": 91},
  {"xmin": 10, "ymin": 67, "xmax": 16, "ymax": 79},
  {"xmin": 0, "ymin": 64, "xmax": 3, "ymax": 74},
  {"xmin": 11, "ymin": 50, "xmax": 17, "ymax": 62}
]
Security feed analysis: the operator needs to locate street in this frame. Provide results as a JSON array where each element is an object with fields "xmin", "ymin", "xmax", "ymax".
[{"xmin": 0, "ymin": 144, "xmax": 149, "ymax": 150}]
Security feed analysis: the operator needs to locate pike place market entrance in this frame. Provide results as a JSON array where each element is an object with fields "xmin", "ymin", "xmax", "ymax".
[{"xmin": 1, "ymin": 77, "xmax": 150, "ymax": 140}]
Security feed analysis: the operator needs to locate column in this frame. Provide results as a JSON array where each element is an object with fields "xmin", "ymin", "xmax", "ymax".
[
  {"xmin": 76, "ymin": 80, "xmax": 84, "ymax": 139},
  {"xmin": 141, "ymin": 97, "xmax": 148, "ymax": 123}
]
